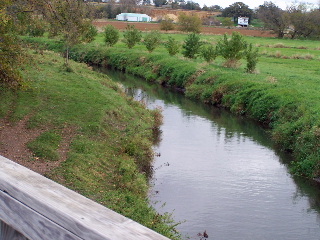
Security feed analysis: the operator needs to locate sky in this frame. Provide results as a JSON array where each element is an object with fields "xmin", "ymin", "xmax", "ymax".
[{"xmin": 194, "ymin": 0, "xmax": 320, "ymax": 9}]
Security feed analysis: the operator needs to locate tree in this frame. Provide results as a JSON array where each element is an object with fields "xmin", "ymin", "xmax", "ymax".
[
  {"xmin": 257, "ymin": 1, "xmax": 289, "ymax": 38},
  {"xmin": 104, "ymin": 25, "xmax": 119, "ymax": 46},
  {"xmin": 216, "ymin": 32, "xmax": 248, "ymax": 68},
  {"xmin": 154, "ymin": 0, "xmax": 167, "ymax": 7},
  {"xmin": 143, "ymin": 31, "xmax": 161, "ymax": 52},
  {"xmin": 160, "ymin": 16, "xmax": 175, "ymax": 31},
  {"xmin": 182, "ymin": 33, "xmax": 202, "ymax": 59},
  {"xmin": 200, "ymin": 44, "xmax": 217, "ymax": 63},
  {"xmin": 0, "ymin": 0, "xmax": 24, "ymax": 87},
  {"xmin": 245, "ymin": 43, "xmax": 259, "ymax": 73},
  {"xmin": 123, "ymin": 24, "xmax": 142, "ymax": 49},
  {"xmin": 178, "ymin": 13, "xmax": 201, "ymax": 33},
  {"xmin": 287, "ymin": 3, "xmax": 317, "ymax": 39},
  {"xmin": 182, "ymin": 1, "xmax": 201, "ymax": 10},
  {"xmin": 29, "ymin": 0, "xmax": 97, "ymax": 66},
  {"xmin": 221, "ymin": 2, "xmax": 253, "ymax": 23},
  {"xmin": 165, "ymin": 37, "xmax": 180, "ymax": 56}
]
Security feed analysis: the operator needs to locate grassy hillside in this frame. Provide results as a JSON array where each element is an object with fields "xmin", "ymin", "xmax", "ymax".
[{"xmin": 0, "ymin": 49, "xmax": 181, "ymax": 239}]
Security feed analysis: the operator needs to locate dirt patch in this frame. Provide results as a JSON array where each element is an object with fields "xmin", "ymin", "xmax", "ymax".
[
  {"xmin": 0, "ymin": 115, "xmax": 76, "ymax": 175},
  {"xmin": 93, "ymin": 20, "xmax": 276, "ymax": 37}
]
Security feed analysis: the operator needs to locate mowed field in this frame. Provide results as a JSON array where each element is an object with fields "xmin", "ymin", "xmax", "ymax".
[{"xmin": 93, "ymin": 20, "xmax": 276, "ymax": 37}]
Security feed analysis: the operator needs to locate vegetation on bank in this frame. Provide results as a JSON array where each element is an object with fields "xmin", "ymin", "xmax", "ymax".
[
  {"xmin": 0, "ymin": 50, "xmax": 181, "ymax": 239},
  {"xmin": 24, "ymin": 32, "xmax": 320, "ymax": 179}
]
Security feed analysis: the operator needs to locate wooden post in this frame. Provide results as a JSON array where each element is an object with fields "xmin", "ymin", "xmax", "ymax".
[{"xmin": 0, "ymin": 156, "xmax": 171, "ymax": 240}]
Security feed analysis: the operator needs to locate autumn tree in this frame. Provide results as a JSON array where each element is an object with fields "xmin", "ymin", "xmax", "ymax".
[
  {"xmin": 0, "ymin": 0, "xmax": 24, "ymax": 87},
  {"xmin": 257, "ymin": 1, "xmax": 289, "ymax": 38},
  {"xmin": 178, "ymin": 13, "xmax": 201, "ymax": 33},
  {"xmin": 29, "ymin": 0, "xmax": 97, "ymax": 66}
]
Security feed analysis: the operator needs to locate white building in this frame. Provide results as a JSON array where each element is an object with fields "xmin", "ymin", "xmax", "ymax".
[
  {"xmin": 116, "ymin": 13, "xmax": 152, "ymax": 22},
  {"xmin": 238, "ymin": 17, "xmax": 249, "ymax": 27}
]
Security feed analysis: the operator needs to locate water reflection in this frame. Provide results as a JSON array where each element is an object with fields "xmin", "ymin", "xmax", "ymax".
[{"xmin": 97, "ymin": 67, "xmax": 320, "ymax": 240}]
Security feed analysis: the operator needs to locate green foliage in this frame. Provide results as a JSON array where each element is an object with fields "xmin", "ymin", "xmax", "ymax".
[
  {"xmin": 178, "ymin": 13, "xmax": 201, "ymax": 33},
  {"xmin": 216, "ymin": 32, "xmax": 248, "ymax": 67},
  {"xmin": 182, "ymin": 33, "xmax": 202, "ymax": 59},
  {"xmin": 104, "ymin": 25, "xmax": 120, "ymax": 46},
  {"xmin": 245, "ymin": 43, "xmax": 259, "ymax": 73},
  {"xmin": 220, "ymin": 17, "xmax": 234, "ymax": 27},
  {"xmin": 200, "ymin": 44, "xmax": 217, "ymax": 63},
  {"xmin": 143, "ymin": 30, "xmax": 161, "ymax": 52},
  {"xmin": 123, "ymin": 24, "xmax": 142, "ymax": 49},
  {"xmin": 160, "ymin": 17, "xmax": 175, "ymax": 31},
  {"xmin": 165, "ymin": 37, "xmax": 180, "ymax": 56}
]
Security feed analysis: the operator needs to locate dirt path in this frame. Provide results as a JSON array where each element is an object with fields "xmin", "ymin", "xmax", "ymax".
[
  {"xmin": 0, "ymin": 115, "xmax": 76, "ymax": 175},
  {"xmin": 93, "ymin": 20, "xmax": 276, "ymax": 37}
]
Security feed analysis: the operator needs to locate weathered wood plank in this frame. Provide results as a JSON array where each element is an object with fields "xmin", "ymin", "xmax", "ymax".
[
  {"xmin": 0, "ymin": 190, "xmax": 82, "ymax": 240},
  {"xmin": 0, "ymin": 156, "xmax": 171, "ymax": 240},
  {"xmin": 0, "ymin": 220, "xmax": 28, "ymax": 240}
]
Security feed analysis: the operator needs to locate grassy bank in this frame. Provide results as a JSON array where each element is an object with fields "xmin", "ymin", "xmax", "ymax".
[
  {"xmin": 23, "ymin": 33, "xmax": 320, "ymax": 179},
  {"xmin": 0, "ymin": 50, "xmax": 180, "ymax": 239}
]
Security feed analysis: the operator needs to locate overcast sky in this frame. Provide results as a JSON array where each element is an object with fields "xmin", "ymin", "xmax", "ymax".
[{"xmin": 195, "ymin": 0, "xmax": 320, "ymax": 9}]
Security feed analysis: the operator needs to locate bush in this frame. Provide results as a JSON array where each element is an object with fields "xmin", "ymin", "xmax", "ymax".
[
  {"xmin": 165, "ymin": 37, "xmax": 180, "ymax": 56},
  {"xmin": 160, "ymin": 17, "xmax": 175, "ymax": 31},
  {"xmin": 200, "ymin": 44, "xmax": 217, "ymax": 63},
  {"xmin": 81, "ymin": 24, "xmax": 98, "ymax": 43},
  {"xmin": 216, "ymin": 32, "xmax": 248, "ymax": 68},
  {"xmin": 182, "ymin": 33, "xmax": 202, "ymax": 58},
  {"xmin": 178, "ymin": 13, "xmax": 201, "ymax": 33},
  {"xmin": 123, "ymin": 24, "xmax": 142, "ymax": 49},
  {"xmin": 143, "ymin": 30, "xmax": 161, "ymax": 53},
  {"xmin": 104, "ymin": 24, "xmax": 120, "ymax": 46},
  {"xmin": 245, "ymin": 43, "xmax": 259, "ymax": 73}
]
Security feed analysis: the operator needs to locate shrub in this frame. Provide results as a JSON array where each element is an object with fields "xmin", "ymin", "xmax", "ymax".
[
  {"xmin": 104, "ymin": 24, "xmax": 120, "ymax": 46},
  {"xmin": 200, "ymin": 44, "xmax": 217, "ymax": 63},
  {"xmin": 123, "ymin": 24, "xmax": 142, "ymax": 49},
  {"xmin": 216, "ymin": 32, "xmax": 248, "ymax": 68},
  {"xmin": 143, "ymin": 30, "xmax": 161, "ymax": 53},
  {"xmin": 81, "ymin": 24, "xmax": 98, "ymax": 43},
  {"xmin": 182, "ymin": 33, "xmax": 202, "ymax": 59},
  {"xmin": 160, "ymin": 17, "xmax": 175, "ymax": 31},
  {"xmin": 178, "ymin": 13, "xmax": 201, "ymax": 33},
  {"xmin": 165, "ymin": 36, "xmax": 180, "ymax": 56},
  {"xmin": 245, "ymin": 43, "xmax": 259, "ymax": 73}
]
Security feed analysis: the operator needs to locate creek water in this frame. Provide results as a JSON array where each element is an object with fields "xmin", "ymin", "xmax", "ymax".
[{"xmin": 98, "ymin": 68, "xmax": 320, "ymax": 240}]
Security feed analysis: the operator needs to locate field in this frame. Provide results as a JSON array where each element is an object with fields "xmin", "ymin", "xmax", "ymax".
[{"xmin": 93, "ymin": 19, "xmax": 276, "ymax": 37}]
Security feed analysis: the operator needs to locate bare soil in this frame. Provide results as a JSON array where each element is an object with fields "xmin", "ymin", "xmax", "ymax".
[
  {"xmin": 93, "ymin": 20, "xmax": 276, "ymax": 37},
  {"xmin": 0, "ymin": 115, "xmax": 76, "ymax": 175}
]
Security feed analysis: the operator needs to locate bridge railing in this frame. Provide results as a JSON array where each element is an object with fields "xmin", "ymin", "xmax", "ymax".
[{"xmin": 0, "ymin": 156, "xmax": 171, "ymax": 240}]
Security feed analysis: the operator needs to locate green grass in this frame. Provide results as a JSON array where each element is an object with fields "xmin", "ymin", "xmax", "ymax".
[
  {"xmin": 0, "ymin": 49, "xmax": 181, "ymax": 239},
  {"xmin": 23, "ymin": 31, "xmax": 320, "ymax": 178}
]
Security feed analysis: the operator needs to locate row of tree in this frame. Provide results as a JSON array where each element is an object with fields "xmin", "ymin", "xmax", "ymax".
[{"xmin": 104, "ymin": 24, "xmax": 259, "ymax": 73}]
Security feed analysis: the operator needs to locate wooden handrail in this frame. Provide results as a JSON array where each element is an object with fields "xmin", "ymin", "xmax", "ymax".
[{"xmin": 0, "ymin": 156, "xmax": 171, "ymax": 240}]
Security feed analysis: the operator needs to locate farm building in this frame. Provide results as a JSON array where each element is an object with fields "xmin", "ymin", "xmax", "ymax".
[
  {"xmin": 116, "ymin": 13, "xmax": 152, "ymax": 22},
  {"xmin": 238, "ymin": 17, "xmax": 249, "ymax": 27}
]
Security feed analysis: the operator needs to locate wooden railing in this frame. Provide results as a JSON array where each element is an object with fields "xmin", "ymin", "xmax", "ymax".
[{"xmin": 0, "ymin": 156, "xmax": 170, "ymax": 240}]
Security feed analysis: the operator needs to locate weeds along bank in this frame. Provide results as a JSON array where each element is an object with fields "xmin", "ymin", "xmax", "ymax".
[
  {"xmin": 24, "ymin": 36, "xmax": 320, "ymax": 180},
  {"xmin": 0, "ymin": 50, "xmax": 181, "ymax": 239}
]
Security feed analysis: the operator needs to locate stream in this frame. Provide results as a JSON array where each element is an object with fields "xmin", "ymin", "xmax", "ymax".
[{"xmin": 98, "ymin": 68, "xmax": 320, "ymax": 240}]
